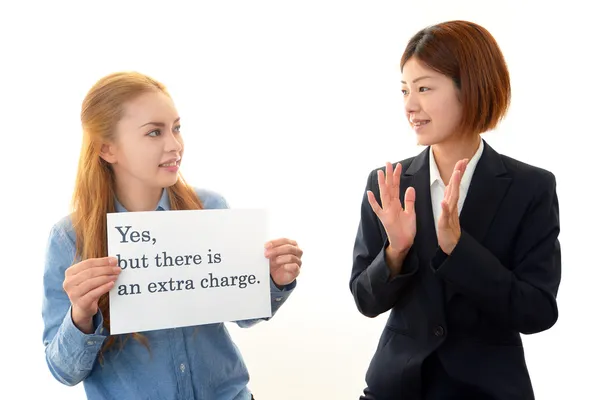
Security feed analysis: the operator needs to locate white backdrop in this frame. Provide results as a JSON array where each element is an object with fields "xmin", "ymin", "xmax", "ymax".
[{"xmin": 0, "ymin": 1, "xmax": 597, "ymax": 398}]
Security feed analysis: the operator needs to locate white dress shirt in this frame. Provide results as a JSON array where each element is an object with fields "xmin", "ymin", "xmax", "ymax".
[{"xmin": 429, "ymin": 138, "xmax": 484, "ymax": 235}]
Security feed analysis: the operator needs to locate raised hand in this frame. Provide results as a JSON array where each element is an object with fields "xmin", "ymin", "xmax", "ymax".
[
  {"xmin": 63, "ymin": 257, "xmax": 121, "ymax": 333},
  {"xmin": 437, "ymin": 158, "xmax": 469, "ymax": 254},
  {"xmin": 264, "ymin": 238, "xmax": 303, "ymax": 287},
  {"xmin": 367, "ymin": 162, "xmax": 416, "ymax": 254}
]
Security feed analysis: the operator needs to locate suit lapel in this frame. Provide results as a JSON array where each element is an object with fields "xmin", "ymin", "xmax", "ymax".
[
  {"xmin": 405, "ymin": 150, "xmax": 438, "ymax": 262},
  {"xmin": 404, "ymin": 141, "xmax": 512, "ymax": 304},
  {"xmin": 445, "ymin": 141, "xmax": 512, "ymax": 302},
  {"xmin": 459, "ymin": 141, "xmax": 512, "ymax": 245},
  {"xmin": 404, "ymin": 148, "xmax": 446, "ymax": 311}
]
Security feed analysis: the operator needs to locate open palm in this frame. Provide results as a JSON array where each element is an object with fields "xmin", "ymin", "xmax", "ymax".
[{"xmin": 367, "ymin": 162, "xmax": 416, "ymax": 253}]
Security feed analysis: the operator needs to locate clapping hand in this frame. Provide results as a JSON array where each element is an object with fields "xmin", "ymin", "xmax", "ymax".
[
  {"xmin": 367, "ymin": 162, "xmax": 417, "ymax": 254},
  {"xmin": 437, "ymin": 158, "xmax": 468, "ymax": 254}
]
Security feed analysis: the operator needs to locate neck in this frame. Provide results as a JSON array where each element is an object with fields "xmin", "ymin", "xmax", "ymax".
[
  {"xmin": 431, "ymin": 134, "xmax": 481, "ymax": 185},
  {"xmin": 114, "ymin": 179, "xmax": 163, "ymax": 212}
]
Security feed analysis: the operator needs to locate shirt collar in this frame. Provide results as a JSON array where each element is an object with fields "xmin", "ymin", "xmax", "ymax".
[
  {"xmin": 114, "ymin": 188, "xmax": 171, "ymax": 212},
  {"xmin": 429, "ymin": 137, "xmax": 484, "ymax": 187}
]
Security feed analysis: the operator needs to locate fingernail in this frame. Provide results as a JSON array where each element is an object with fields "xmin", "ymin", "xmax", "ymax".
[
  {"xmin": 109, "ymin": 257, "xmax": 117, "ymax": 265},
  {"xmin": 265, "ymin": 242, "xmax": 272, "ymax": 249}
]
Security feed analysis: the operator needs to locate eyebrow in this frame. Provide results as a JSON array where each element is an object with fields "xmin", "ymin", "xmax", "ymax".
[
  {"xmin": 139, "ymin": 117, "xmax": 181, "ymax": 128},
  {"xmin": 400, "ymin": 75, "xmax": 434, "ymax": 84}
]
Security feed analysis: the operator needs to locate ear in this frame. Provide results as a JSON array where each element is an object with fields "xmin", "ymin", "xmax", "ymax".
[{"xmin": 99, "ymin": 143, "xmax": 118, "ymax": 164}]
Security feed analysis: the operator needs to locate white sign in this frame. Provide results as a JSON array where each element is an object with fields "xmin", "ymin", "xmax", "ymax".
[{"xmin": 106, "ymin": 209, "xmax": 271, "ymax": 335}]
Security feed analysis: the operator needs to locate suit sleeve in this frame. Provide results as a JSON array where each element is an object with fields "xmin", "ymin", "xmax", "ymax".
[
  {"xmin": 349, "ymin": 169, "xmax": 419, "ymax": 318},
  {"xmin": 432, "ymin": 172, "xmax": 561, "ymax": 334}
]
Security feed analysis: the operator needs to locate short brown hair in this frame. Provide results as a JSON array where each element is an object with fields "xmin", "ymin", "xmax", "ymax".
[{"xmin": 401, "ymin": 20, "xmax": 511, "ymax": 136}]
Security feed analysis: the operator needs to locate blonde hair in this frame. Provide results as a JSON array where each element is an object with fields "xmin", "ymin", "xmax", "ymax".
[{"xmin": 71, "ymin": 71, "xmax": 203, "ymax": 359}]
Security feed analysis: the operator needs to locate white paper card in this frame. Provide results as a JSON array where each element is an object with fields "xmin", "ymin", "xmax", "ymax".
[{"xmin": 106, "ymin": 208, "xmax": 271, "ymax": 335}]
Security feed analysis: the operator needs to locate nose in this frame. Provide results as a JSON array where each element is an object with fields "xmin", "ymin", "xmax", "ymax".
[
  {"xmin": 404, "ymin": 91, "xmax": 420, "ymax": 115},
  {"xmin": 165, "ymin": 131, "xmax": 183, "ymax": 153}
]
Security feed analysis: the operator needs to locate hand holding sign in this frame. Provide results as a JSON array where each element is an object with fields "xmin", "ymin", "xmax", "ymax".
[
  {"xmin": 265, "ymin": 238, "xmax": 303, "ymax": 287},
  {"xmin": 63, "ymin": 257, "xmax": 121, "ymax": 333}
]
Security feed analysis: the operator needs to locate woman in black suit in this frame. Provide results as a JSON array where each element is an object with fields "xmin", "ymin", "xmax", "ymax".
[{"xmin": 350, "ymin": 20, "xmax": 561, "ymax": 400}]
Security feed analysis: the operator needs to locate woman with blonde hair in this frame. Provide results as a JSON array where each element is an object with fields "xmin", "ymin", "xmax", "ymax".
[{"xmin": 42, "ymin": 71, "xmax": 303, "ymax": 400}]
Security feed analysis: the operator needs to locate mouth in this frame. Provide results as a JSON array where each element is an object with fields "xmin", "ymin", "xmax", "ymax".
[
  {"xmin": 159, "ymin": 158, "xmax": 181, "ymax": 167},
  {"xmin": 411, "ymin": 119, "xmax": 431, "ymax": 128}
]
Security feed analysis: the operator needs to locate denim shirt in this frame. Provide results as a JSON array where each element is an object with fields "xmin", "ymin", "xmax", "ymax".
[{"xmin": 42, "ymin": 188, "xmax": 296, "ymax": 400}]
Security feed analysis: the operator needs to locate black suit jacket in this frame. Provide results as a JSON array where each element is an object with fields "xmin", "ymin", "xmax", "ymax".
[{"xmin": 350, "ymin": 141, "xmax": 561, "ymax": 400}]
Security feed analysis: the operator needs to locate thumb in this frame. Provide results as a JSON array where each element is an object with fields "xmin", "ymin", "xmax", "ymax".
[{"xmin": 367, "ymin": 190, "xmax": 383, "ymax": 216}]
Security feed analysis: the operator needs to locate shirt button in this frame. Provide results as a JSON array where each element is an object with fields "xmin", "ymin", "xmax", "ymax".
[
  {"xmin": 433, "ymin": 325, "xmax": 445, "ymax": 337},
  {"xmin": 275, "ymin": 297, "xmax": 282, "ymax": 302},
  {"xmin": 87, "ymin": 341, "xmax": 95, "ymax": 345},
  {"xmin": 180, "ymin": 363, "xmax": 185, "ymax": 373}
]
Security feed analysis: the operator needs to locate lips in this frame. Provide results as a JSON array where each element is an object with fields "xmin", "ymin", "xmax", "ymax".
[
  {"xmin": 411, "ymin": 119, "xmax": 430, "ymax": 127},
  {"xmin": 159, "ymin": 158, "xmax": 180, "ymax": 167}
]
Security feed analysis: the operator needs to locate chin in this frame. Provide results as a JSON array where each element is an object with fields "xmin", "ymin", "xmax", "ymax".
[
  {"xmin": 415, "ymin": 130, "xmax": 447, "ymax": 147},
  {"xmin": 416, "ymin": 135, "xmax": 435, "ymax": 147},
  {"xmin": 158, "ymin": 177, "xmax": 179, "ymax": 188}
]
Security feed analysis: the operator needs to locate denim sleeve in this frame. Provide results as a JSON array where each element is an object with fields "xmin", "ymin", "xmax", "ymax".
[
  {"xmin": 42, "ymin": 220, "xmax": 106, "ymax": 386},
  {"xmin": 194, "ymin": 188, "xmax": 297, "ymax": 328},
  {"xmin": 234, "ymin": 278, "xmax": 296, "ymax": 328}
]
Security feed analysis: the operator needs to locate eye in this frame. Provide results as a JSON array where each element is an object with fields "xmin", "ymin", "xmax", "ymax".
[
  {"xmin": 147, "ymin": 129, "xmax": 161, "ymax": 137},
  {"xmin": 173, "ymin": 125, "xmax": 181, "ymax": 134},
  {"xmin": 419, "ymin": 87, "xmax": 430, "ymax": 92},
  {"xmin": 401, "ymin": 89, "xmax": 409, "ymax": 96}
]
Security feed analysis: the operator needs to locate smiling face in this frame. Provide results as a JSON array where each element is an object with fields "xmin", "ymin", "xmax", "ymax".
[
  {"xmin": 401, "ymin": 57, "xmax": 464, "ymax": 146},
  {"xmin": 100, "ymin": 90, "xmax": 184, "ymax": 193}
]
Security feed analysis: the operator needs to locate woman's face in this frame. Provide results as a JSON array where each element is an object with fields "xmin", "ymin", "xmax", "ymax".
[
  {"xmin": 401, "ymin": 57, "xmax": 463, "ymax": 146},
  {"xmin": 100, "ymin": 90, "xmax": 184, "ymax": 192}
]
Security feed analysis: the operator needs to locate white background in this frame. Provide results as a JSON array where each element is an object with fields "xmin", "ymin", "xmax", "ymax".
[{"xmin": 0, "ymin": 1, "xmax": 597, "ymax": 399}]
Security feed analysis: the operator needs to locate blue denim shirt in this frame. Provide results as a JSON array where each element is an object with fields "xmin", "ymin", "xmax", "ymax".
[{"xmin": 42, "ymin": 188, "xmax": 296, "ymax": 400}]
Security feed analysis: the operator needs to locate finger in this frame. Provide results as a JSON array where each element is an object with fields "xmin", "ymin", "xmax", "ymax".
[
  {"xmin": 265, "ymin": 243, "xmax": 303, "ymax": 258},
  {"xmin": 69, "ymin": 274, "xmax": 119, "ymax": 302},
  {"xmin": 281, "ymin": 263, "xmax": 301, "ymax": 275},
  {"xmin": 450, "ymin": 168, "xmax": 462, "ymax": 208},
  {"xmin": 377, "ymin": 169, "xmax": 389, "ymax": 209},
  {"xmin": 444, "ymin": 167, "xmax": 458, "ymax": 207},
  {"xmin": 265, "ymin": 238, "xmax": 297, "ymax": 249},
  {"xmin": 77, "ymin": 280, "xmax": 117, "ymax": 308},
  {"xmin": 385, "ymin": 162, "xmax": 393, "ymax": 187},
  {"xmin": 66, "ymin": 257, "xmax": 118, "ymax": 276},
  {"xmin": 453, "ymin": 158, "xmax": 466, "ymax": 171},
  {"xmin": 438, "ymin": 200, "xmax": 450, "ymax": 228},
  {"xmin": 273, "ymin": 254, "xmax": 302, "ymax": 268},
  {"xmin": 272, "ymin": 264, "xmax": 301, "ymax": 285},
  {"xmin": 461, "ymin": 158, "xmax": 469, "ymax": 172},
  {"xmin": 266, "ymin": 244, "xmax": 303, "ymax": 259},
  {"xmin": 391, "ymin": 162, "xmax": 402, "ymax": 202},
  {"xmin": 367, "ymin": 190, "xmax": 383, "ymax": 217},
  {"xmin": 403, "ymin": 186, "xmax": 416, "ymax": 215},
  {"xmin": 445, "ymin": 199, "xmax": 457, "ymax": 224},
  {"xmin": 444, "ymin": 159, "xmax": 466, "ymax": 212},
  {"xmin": 67, "ymin": 266, "xmax": 122, "ymax": 287}
]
